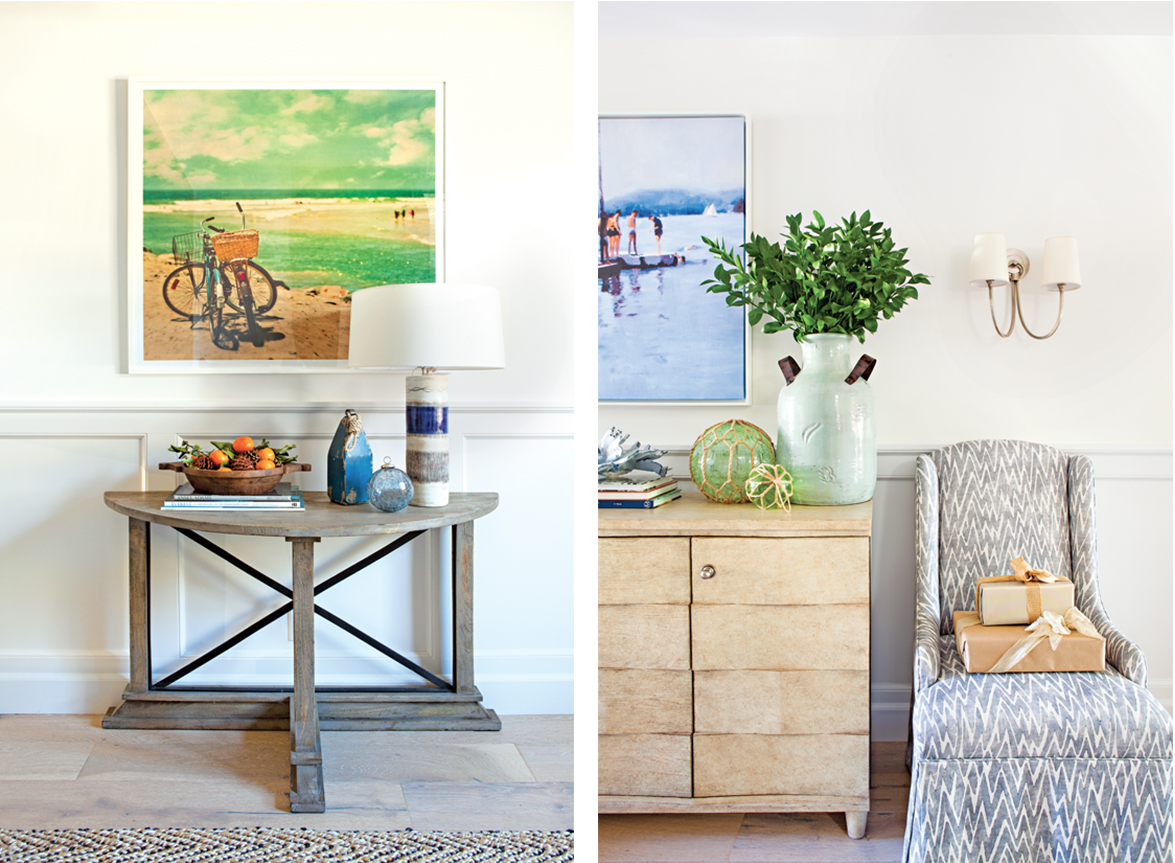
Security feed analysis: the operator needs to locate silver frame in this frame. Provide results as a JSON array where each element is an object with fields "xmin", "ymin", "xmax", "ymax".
[{"xmin": 597, "ymin": 113, "xmax": 752, "ymax": 406}]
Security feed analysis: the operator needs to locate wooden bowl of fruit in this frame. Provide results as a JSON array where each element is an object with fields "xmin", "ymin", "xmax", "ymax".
[{"xmin": 162, "ymin": 437, "xmax": 311, "ymax": 495}]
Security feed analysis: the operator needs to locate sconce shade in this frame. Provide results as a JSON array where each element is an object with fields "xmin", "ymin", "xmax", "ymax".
[
  {"xmin": 1040, "ymin": 236, "xmax": 1081, "ymax": 291},
  {"xmin": 969, "ymin": 233, "xmax": 1010, "ymax": 287},
  {"xmin": 347, "ymin": 283, "xmax": 506, "ymax": 370}
]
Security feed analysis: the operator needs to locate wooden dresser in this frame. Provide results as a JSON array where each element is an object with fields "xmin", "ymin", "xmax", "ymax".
[{"xmin": 598, "ymin": 492, "xmax": 872, "ymax": 838}]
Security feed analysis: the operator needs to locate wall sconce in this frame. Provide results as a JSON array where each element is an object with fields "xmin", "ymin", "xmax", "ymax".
[{"xmin": 969, "ymin": 233, "xmax": 1081, "ymax": 340}]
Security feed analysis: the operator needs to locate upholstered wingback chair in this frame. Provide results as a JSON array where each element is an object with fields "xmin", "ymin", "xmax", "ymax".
[{"xmin": 904, "ymin": 440, "xmax": 1172, "ymax": 863}]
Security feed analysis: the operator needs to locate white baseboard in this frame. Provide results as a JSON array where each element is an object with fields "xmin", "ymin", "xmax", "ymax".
[{"xmin": 0, "ymin": 650, "xmax": 572, "ymax": 716}]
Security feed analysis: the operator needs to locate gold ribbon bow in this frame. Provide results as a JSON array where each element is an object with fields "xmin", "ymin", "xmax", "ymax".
[
  {"xmin": 956, "ymin": 607, "xmax": 1105, "ymax": 674},
  {"xmin": 976, "ymin": 556, "xmax": 1067, "ymax": 622}
]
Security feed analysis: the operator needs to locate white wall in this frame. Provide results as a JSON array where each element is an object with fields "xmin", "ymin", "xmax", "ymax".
[
  {"xmin": 600, "ymin": 2, "xmax": 1173, "ymax": 737},
  {"xmin": 0, "ymin": 1, "xmax": 574, "ymax": 715}
]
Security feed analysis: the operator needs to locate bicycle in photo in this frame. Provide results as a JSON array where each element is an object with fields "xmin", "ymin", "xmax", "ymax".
[{"xmin": 161, "ymin": 215, "xmax": 279, "ymax": 349}]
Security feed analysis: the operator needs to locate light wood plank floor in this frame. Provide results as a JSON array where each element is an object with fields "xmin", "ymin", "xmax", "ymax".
[
  {"xmin": 600, "ymin": 742, "xmax": 908, "ymax": 863},
  {"xmin": 0, "ymin": 714, "xmax": 572, "ymax": 831}
]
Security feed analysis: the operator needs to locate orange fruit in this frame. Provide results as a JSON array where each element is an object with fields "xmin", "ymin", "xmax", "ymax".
[
  {"xmin": 232, "ymin": 436, "xmax": 254, "ymax": 453},
  {"xmin": 216, "ymin": 466, "xmax": 232, "ymax": 472},
  {"xmin": 257, "ymin": 447, "xmax": 276, "ymax": 462},
  {"xmin": 209, "ymin": 450, "xmax": 230, "ymax": 468},
  {"xmin": 255, "ymin": 459, "xmax": 276, "ymax": 470}
]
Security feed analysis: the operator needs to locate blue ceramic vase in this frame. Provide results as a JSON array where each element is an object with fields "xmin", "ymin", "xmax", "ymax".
[{"xmin": 327, "ymin": 409, "xmax": 373, "ymax": 505}]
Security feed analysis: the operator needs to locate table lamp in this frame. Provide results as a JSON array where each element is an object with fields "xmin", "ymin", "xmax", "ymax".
[{"xmin": 348, "ymin": 283, "xmax": 505, "ymax": 507}]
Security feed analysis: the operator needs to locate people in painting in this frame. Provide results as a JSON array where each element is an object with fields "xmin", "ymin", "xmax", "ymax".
[
  {"xmin": 627, "ymin": 209, "xmax": 639, "ymax": 254},
  {"xmin": 649, "ymin": 215, "xmax": 663, "ymax": 254},
  {"xmin": 607, "ymin": 209, "xmax": 622, "ymax": 258},
  {"xmin": 599, "ymin": 210, "xmax": 610, "ymax": 262}
]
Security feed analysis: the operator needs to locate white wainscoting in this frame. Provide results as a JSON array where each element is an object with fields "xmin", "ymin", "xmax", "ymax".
[
  {"xmin": 0, "ymin": 404, "xmax": 573, "ymax": 716},
  {"xmin": 660, "ymin": 445, "xmax": 1173, "ymax": 741}
]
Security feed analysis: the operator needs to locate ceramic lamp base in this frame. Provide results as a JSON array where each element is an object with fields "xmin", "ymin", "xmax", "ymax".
[{"xmin": 405, "ymin": 373, "xmax": 449, "ymax": 507}]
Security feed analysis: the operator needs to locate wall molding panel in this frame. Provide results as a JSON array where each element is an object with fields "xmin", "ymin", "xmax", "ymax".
[{"xmin": 0, "ymin": 406, "xmax": 573, "ymax": 716}]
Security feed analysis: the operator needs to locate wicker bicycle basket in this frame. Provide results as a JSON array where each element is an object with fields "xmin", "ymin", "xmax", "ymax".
[
  {"xmin": 211, "ymin": 229, "xmax": 259, "ymax": 262},
  {"xmin": 171, "ymin": 231, "xmax": 204, "ymax": 265}
]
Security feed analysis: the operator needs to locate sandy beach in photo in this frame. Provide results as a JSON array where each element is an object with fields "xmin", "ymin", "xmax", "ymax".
[
  {"xmin": 140, "ymin": 197, "xmax": 436, "ymax": 362},
  {"xmin": 141, "ymin": 251, "xmax": 352, "ymax": 362}
]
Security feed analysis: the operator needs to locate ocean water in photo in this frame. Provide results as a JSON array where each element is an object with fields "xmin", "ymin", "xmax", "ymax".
[
  {"xmin": 143, "ymin": 192, "xmax": 435, "ymax": 290},
  {"xmin": 599, "ymin": 211, "xmax": 746, "ymax": 401}
]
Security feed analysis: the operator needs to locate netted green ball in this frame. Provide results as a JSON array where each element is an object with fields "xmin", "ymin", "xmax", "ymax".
[
  {"xmin": 745, "ymin": 463, "xmax": 794, "ymax": 511},
  {"xmin": 689, "ymin": 420, "xmax": 776, "ymax": 504}
]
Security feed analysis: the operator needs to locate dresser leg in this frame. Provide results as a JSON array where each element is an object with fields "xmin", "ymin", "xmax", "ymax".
[
  {"xmin": 846, "ymin": 810, "xmax": 867, "ymax": 839},
  {"xmin": 288, "ymin": 536, "xmax": 325, "ymax": 813}
]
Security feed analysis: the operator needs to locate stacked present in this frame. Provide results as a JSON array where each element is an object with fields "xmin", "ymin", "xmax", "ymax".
[{"xmin": 955, "ymin": 556, "xmax": 1106, "ymax": 674}]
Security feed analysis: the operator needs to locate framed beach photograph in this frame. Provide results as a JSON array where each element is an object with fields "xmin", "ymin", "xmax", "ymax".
[
  {"xmin": 598, "ymin": 115, "xmax": 750, "ymax": 402},
  {"xmin": 127, "ymin": 79, "xmax": 443, "ymax": 373}
]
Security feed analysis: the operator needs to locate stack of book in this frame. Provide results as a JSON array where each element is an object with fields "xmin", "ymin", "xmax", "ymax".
[
  {"xmin": 162, "ymin": 483, "xmax": 305, "ymax": 512},
  {"xmin": 598, "ymin": 475, "xmax": 681, "ymax": 509}
]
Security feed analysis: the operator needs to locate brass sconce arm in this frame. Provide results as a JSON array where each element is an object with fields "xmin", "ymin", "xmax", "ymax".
[{"xmin": 971, "ymin": 237, "xmax": 1080, "ymax": 341}]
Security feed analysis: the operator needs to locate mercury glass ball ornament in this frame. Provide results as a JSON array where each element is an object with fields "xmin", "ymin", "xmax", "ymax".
[{"xmin": 367, "ymin": 457, "xmax": 414, "ymax": 513}]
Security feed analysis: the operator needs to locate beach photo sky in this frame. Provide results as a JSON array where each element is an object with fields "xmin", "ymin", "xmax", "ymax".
[
  {"xmin": 599, "ymin": 115, "xmax": 744, "ymax": 198},
  {"xmin": 144, "ymin": 88, "xmax": 437, "ymax": 193}
]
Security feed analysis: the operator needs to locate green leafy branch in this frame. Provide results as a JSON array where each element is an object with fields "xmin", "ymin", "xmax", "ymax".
[{"xmin": 701, "ymin": 210, "xmax": 931, "ymax": 343}]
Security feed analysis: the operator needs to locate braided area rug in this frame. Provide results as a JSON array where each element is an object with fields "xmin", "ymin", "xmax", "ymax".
[{"xmin": 0, "ymin": 827, "xmax": 574, "ymax": 862}]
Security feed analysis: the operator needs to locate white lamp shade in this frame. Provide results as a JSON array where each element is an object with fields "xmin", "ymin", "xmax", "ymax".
[
  {"xmin": 1040, "ymin": 236, "xmax": 1081, "ymax": 291},
  {"xmin": 347, "ymin": 283, "xmax": 506, "ymax": 370},
  {"xmin": 969, "ymin": 232, "xmax": 1009, "ymax": 287}
]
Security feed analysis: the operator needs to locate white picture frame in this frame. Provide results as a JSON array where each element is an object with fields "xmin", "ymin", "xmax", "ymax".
[{"xmin": 127, "ymin": 79, "xmax": 444, "ymax": 374}]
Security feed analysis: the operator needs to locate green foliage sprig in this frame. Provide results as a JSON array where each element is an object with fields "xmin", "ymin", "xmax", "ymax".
[{"xmin": 702, "ymin": 210, "xmax": 930, "ymax": 343}]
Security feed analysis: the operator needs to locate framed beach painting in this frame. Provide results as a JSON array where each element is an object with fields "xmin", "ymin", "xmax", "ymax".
[
  {"xmin": 127, "ymin": 79, "xmax": 443, "ymax": 373},
  {"xmin": 598, "ymin": 115, "xmax": 750, "ymax": 402}
]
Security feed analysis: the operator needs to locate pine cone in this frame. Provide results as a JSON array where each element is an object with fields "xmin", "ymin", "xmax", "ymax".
[
  {"xmin": 238, "ymin": 449, "xmax": 261, "ymax": 466},
  {"xmin": 191, "ymin": 454, "xmax": 216, "ymax": 470},
  {"xmin": 229, "ymin": 455, "xmax": 256, "ymax": 471}
]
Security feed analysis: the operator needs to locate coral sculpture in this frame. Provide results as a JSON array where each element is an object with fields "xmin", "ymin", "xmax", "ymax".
[
  {"xmin": 598, "ymin": 427, "xmax": 669, "ymax": 478},
  {"xmin": 745, "ymin": 463, "xmax": 794, "ymax": 511}
]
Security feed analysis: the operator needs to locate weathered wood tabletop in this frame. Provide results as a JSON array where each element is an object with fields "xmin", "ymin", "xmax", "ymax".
[{"xmin": 104, "ymin": 490, "xmax": 499, "ymax": 536}]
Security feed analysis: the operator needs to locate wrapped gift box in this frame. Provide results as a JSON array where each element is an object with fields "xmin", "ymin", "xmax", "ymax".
[
  {"xmin": 976, "ymin": 576, "xmax": 1075, "ymax": 626},
  {"xmin": 953, "ymin": 611, "xmax": 1105, "ymax": 674}
]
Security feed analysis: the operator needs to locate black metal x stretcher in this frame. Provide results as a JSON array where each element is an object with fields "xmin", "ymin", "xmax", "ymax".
[{"xmin": 149, "ymin": 526, "xmax": 447, "ymax": 692}]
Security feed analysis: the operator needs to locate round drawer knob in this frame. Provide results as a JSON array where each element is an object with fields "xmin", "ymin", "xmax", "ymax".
[{"xmin": 700, "ymin": 565, "xmax": 716, "ymax": 579}]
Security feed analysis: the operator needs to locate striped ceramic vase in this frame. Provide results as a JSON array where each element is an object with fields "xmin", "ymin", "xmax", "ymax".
[{"xmin": 405, "ymin": 374, "xmax": 449, "ymax": 506}]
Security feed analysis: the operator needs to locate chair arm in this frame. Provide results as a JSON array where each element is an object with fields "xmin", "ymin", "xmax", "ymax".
[
  {"xmin": 913, "ymin": 626, "xmax": 939, "ymax": 694},
  {"xmin": 1090, "ymin": 610, "xmax": 1148, "ymax": 686},
  {"xmin": 913, "ymin": 454, "xmax": 941, "ymax": 693}
]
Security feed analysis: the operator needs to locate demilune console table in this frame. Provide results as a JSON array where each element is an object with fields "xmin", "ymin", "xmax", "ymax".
[{"xmin": 103, "ymin": 491, "xmax": 500, "ymax": 813}]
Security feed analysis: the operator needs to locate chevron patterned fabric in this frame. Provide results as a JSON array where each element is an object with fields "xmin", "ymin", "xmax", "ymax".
[{"xmin": 904, "ymin": 440, "xmax": 1173, "ymax": 863}]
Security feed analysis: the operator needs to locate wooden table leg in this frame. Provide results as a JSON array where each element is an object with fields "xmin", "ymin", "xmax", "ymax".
[
  {"xmin": 288, "ymin": 536, "xmax": 324, "ymax": 813},
  {"xmin": 128, "ymin": 518, "xmax": 150, "ymax": 694},
  {"xmin": 453, "ymin": 520, "xmax": 475, "ymax": 694}
]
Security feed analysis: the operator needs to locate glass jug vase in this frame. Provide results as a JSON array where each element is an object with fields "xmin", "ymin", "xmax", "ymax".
[{"xmin": 776, "ymin": 334, "xmax": 876, "ymax": 505}]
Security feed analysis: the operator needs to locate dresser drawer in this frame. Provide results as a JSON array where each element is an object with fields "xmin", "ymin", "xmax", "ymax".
[
  {"xmin": 599, "ymin": 733, "xmax": 691, "ymax": 797},
  {"xmin": 599, "ymin": 605, "xmax": 691, "ymax": 670},
  {"xmin": 691, "ymin": 537, "xmax": 869, "ymax": 605},
  {"xmin": 692, "ymin": 604, "xmax": 868, "ymax": 670},
  {"xmin": 599, "ymin": 668, "xmax": 692, "ymax": 734},
  {"xmin": 693, "ymin": 733, "xmax": 869, "ymax": 798},
  {"xmin": 599, "ymin": 537, "xmax": 690, "ymax": 605},
  {"xmin": 694, "ymin": 670, "xmax": 868, "ymax": 734}
]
